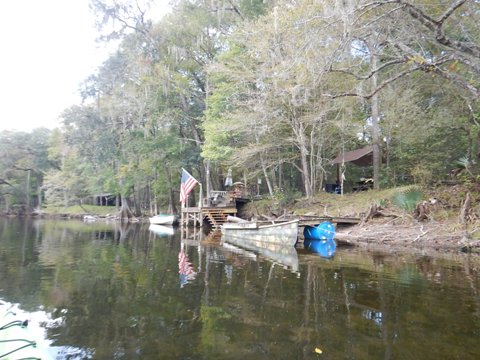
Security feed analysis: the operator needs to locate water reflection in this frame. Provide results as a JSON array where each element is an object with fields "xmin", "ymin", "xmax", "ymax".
[
  {"xmin": 221, "ymin": 234, "xmax": 299, "ymax": 272},
  {"xmin": 0, "ymin": 218, "xmax": 479, "ymax": 359},
  {"xmin": 178, "ymin": 243, "xmax": 197, "ymax": 288},
  {"xmin": 148, "ymin": 224, "xmax": 175, "ymax": 237},
  {"xmin": 303, "ymin": 238, "xmax": 337, "ymax": 259}
]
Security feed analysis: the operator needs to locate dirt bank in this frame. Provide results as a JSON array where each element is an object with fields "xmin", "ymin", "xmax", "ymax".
[
  {"xmin": 334, "ymin": 219, "xmax": 480, "ymax": 254},
  {"xmin": 242, "ymin": 184, "xmax": 480, "ymax": 256}
]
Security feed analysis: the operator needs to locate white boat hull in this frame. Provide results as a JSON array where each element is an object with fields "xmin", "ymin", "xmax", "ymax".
[{"xmin": 149, "ymin": 214, "xmax": 177, "ymax": 225}]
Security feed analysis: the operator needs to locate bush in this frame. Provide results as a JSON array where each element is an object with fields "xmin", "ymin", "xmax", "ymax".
[{"xmin": 391, "ymin": 186, "xmax": 423, "ymax": 212}]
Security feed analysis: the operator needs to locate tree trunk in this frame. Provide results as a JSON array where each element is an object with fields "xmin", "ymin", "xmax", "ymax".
[
  {"xmin": 26, "ymin": 169, "xmax": 31, "ymax": 212},
  {"xmin": 37, "ymin": 183, "xmax": 42, "ymax": 210},
  {"xmin": 299, "ymin": 144, "xmax": 312, "ymax": 198},
  {"xmin": 166, "ymin": 169, "xmax": 177, "ymax": 214},
  {"xmin": 260, "ymin": 154, "xmax": 274, "ymax": 196},
  {"xmin": 371, "ymin": 51, "xmax": 381, "ymax": 190},
  {"xmin": 118, "ymin": 194, "xmax": 134, "ymax": 222}
]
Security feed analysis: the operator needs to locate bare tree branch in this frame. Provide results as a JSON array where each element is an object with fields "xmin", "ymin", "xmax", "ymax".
[
  {"xmin": 397, "ymin": 0, "xmax": 480, "ymax": 58},
  {"xmin": 325, "ymin": 65, "xmax": 420, "ymax": 100}
]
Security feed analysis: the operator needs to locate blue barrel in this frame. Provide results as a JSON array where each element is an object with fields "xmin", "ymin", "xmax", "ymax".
[{"xmin": 303, "ymin": 221, "xmax": 336, "ymax": 241}]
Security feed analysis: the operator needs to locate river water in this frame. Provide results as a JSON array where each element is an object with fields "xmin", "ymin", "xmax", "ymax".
[{"xmin": 0, "ymin": 218, "xmax": 479, "ymax": 359}]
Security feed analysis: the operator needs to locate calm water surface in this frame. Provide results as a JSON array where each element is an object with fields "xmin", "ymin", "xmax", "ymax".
[{"xmin": 0, "ymin": 218, "xmax": 479, "ymax": 359}]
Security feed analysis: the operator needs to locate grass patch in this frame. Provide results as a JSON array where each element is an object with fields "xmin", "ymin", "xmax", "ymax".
[
  {"xmin": 43, "ymin": 204, "xmax": 117, "ymax": 216},
  {"xmin": 243, "ymin": 185, "xmax": 424, "ymax": 218}
]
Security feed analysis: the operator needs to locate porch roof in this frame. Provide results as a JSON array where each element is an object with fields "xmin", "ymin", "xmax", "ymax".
[{"xmin": 332, "ymin": 146, "xmax": 373, "ymax": 166}]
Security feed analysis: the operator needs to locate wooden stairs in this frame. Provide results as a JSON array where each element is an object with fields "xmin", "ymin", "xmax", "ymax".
[{"xmin": 203, "ymin": 208, "xmax": 237, "ymax": 230}]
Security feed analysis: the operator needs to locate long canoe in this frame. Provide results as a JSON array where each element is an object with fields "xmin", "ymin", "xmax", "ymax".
[{"xmin": 221, "ymin": 219, "xmax": 299, "ymax": 247}]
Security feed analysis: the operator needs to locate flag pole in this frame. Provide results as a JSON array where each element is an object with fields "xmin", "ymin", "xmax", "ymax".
[
  {"xmin": 181, "ymin": 201, "xmax": 184, "ymax": 227},
  {"xmin": 198, "ymin": 182, "xmax": 203, "ymax": 228}
]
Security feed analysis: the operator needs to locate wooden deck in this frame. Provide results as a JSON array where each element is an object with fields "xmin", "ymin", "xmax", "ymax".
[
  {"xmin": 181, "ymin": 206, "xmax": 237, "ymax": 230},
  {"xmin": 181, "ymin": 187, "xmax": 359, "ymax": 231}
]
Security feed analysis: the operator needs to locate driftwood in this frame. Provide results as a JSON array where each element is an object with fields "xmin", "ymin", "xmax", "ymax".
[
  {"xmin": 363, "ymin": 203, "xmax": 381, "ymax": 223},
  {"xmin": 459, "ymin": 192, "xmax": 472, "ymax": 224},
  {"xmin": 414, "ymin": 202, "xmax": 429, "ymax": 221},
  {"xmin": 361, "ymin": 203, "xmax": 399, "ymax": 225}
]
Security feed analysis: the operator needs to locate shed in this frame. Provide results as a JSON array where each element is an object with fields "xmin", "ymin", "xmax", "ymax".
[{"xmin": 330, "ymin": 146, "xmax": 374, "ymax": 193}]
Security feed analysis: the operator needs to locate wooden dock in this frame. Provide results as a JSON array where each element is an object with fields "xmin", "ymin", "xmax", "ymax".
[
  {"xmin": 181, "ymin": 206, "xmax": 237, "ymax": 230},
  {"xmin": 299, "ymin": 216, "xmax": 360, "ymax": 226},
  {"xmin": 182, "ymin": 207, "xmax": 359, "ymax": 231}
]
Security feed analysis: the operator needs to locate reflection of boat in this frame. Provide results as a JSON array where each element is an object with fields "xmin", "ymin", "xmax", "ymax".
[
  {"xmin": 148, "ymin": 224, "xmax": 175, "ymax": 236},
  {"xmin": 149, "ymin": 214, "xmax": 177, "ymax": 225},
  {"xmin": 222, "ymin": 236, "xmax": 299, "ymax": 271},
  {"xmin": 0, "ymin": 307, "xmax": 51, "ymax": 359},
  {"xmin": 221, "ymin": 219, "xmax": 299, "ymax": 247},
  {"xmin": 303, "ymin": 221, "xmax": 336, "ymax": 241},
  {"xmin": 304, "ymin": 238, "xmax": 337, "ymax": 258},
  {"xmin": 221, "ymin": 242, "xmax": 258, "ymax": 260}
]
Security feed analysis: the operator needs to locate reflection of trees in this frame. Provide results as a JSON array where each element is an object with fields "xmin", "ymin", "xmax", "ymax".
[
  {"xmin": 295, "ymin": 252, "xmax": 480, "ymax": 359},
  {"xmin": 1, "ymin": 219, "xmax": 480, "ymax": 358},
  {"xmin": 184, "ymin": 244, "xmax": 480, "ymax": 359},
  {"xmin": 0, "ymin": 220, "xmax": 202, "ymax": 358}
]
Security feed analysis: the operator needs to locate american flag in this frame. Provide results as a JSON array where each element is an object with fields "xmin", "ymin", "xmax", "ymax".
[
  {"xmin": 179, "ymin": 168, "xmax": 198, "ymax": 205},
  {"xmin": 178, "ymin": 248, "xmax": 197, "ymax": 288}
]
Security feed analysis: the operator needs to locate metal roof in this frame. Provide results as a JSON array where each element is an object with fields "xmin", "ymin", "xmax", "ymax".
[{"xmin": 332, "ymin": 146, "xmax": 373, "ymax": 166}]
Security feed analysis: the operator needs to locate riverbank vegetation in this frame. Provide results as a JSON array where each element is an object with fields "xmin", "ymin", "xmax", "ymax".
[
  {"xmin": 0, "ymin": 0, "xmax": 479, "ymax": 233},
  {"xmin": 242, "ymin": 183, "xmax": 480, "ymax": 252}
]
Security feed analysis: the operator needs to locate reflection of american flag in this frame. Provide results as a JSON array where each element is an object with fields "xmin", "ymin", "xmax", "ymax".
[
  {"xmin": 179, "ymin": 168, "xmax": 198, "ymax": 205},
  {"xmin": 178, "ymin": 248, "xmax": 197, "ymax": 288}
]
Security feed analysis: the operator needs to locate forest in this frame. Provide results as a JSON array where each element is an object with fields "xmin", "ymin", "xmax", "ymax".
[{"xmin": 0, "ymin": 0, "xmax": 478, "ymax": 219}]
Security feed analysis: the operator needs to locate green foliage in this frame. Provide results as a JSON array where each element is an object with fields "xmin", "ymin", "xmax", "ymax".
[
  {"xmin": 271, "ymin": 187, "xmax": 302, "ymax": 207},
  {"xmin": 0, "ymin": 129, "xmax": 52, "ymax": 211},
  {"xmin": 391, "ymin": 187, "xmax": 423, "ymax": 212},
  {"xmin": 4, "ymin": 0, "xmax": 480, "ymax": 213},
  {"xmin": 199, "ymin": 305, "xmax": 232, "ymax": 353}
]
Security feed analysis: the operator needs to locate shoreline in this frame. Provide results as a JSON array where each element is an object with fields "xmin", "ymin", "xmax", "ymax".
[
  {"xmin": 333, "ymin": 220, "xmax": 480, "ymax": 255},
  {"xmin": 3, "ymin": 211, "xmax": 480, "ymax": 256}
]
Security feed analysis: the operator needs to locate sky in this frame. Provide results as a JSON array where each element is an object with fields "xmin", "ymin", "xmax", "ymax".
[{"xmin": 0, "ymin": 0, "xmax": 168, "ymax": 133}]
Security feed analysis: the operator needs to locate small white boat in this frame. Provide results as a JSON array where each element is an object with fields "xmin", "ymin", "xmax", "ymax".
[{"xmin": 149, "ymin": 214, "xmax": 177, "ymax": 225}]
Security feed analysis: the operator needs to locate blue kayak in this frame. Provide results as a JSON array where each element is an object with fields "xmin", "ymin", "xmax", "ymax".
[{"xmin": 303, "ymin": 221, "xmax": 336, "ymax": 241}]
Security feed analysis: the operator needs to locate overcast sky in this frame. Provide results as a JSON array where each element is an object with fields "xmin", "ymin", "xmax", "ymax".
[{"xmin": 0, "ymin": 0, "xmax": 168, "ymax": 133}]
